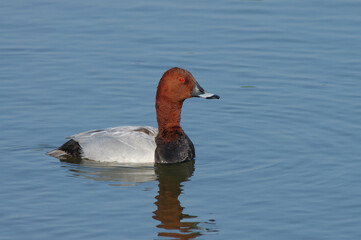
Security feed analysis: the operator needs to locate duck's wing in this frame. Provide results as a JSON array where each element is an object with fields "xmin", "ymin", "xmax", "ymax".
[{"xmin": 50, "ymin": 126, "xmax": 158, "ymax": 163}]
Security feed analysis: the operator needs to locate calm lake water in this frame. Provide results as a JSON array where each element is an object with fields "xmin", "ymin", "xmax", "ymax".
[{"xmin": 1, "ymin": 0, "xmax": 361, "ymax": 239}]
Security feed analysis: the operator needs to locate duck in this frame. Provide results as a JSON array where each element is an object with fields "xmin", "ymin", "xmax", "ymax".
[{"xmin": 48, "ymin": 67, "xmax": 219, "ymax": 164}]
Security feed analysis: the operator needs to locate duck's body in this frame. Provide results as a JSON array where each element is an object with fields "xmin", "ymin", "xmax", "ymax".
[
  {"xmin": 49, "ymin": 126, "xmax": 158, "ymax": 163},
  {"xmin": 48, "ymin": 67, "xmax": 219, "ymax": 164}
]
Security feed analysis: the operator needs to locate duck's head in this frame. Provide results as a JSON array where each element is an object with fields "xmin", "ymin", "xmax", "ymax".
[{"xmin": 156, "ymin": 67, "xmax": 220, "ymax": 103}]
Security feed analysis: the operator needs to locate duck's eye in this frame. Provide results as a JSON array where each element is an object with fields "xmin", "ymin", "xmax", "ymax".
[{"xmin": 178, "ymin": 77, "xmax": 185, "ymax": 83}]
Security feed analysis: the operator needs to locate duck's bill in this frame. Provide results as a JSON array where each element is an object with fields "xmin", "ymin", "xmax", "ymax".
[
  {"xmin": 191, "ymin": 81, "xmax": 220, "ymax": 99},
  {"xmin": 197, "ymin": 92, "xmax": 220, "ymax": 99}
]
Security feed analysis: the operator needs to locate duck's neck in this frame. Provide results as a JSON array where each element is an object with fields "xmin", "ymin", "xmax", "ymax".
[
  {"xmin": 155, "ymin": 96, "xmax": 195, "ymax": 164},
  {"xmin": 156, "ymin": 97, "xmax": 184, "ymax": 142}
]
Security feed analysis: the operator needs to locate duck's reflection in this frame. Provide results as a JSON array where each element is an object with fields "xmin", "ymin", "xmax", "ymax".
[
  {"xmin": 59, "ymin": 158, "xmax": 217, "ymax": 238},
  {"xmin": 153, "ymin": 161, "xmax": 204, "ymax": 239},
  {"xmin": 59, "ymin": 158, "xmax": 157, "ymax": 186}
]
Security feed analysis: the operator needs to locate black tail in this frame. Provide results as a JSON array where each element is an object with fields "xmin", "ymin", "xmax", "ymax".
[{"xmin": 48, "ymin": 139, "xmax": 82, "ymax": 158}]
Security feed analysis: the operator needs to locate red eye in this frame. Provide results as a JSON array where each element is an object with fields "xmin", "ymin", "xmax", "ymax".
[{"xmin": 178, "ymin": 77, "xmax": 185, "ymax": 82}]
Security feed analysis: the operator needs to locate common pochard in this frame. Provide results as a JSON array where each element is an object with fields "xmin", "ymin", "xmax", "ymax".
[{"xmin": 48, "ymin": 67, "xmax": 219, "ymax": 164}]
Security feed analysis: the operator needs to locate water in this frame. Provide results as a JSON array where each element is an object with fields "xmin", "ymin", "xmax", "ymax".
[{"xmin": 1, "ymin": 0, "xmax": 361, "ymax": 239}]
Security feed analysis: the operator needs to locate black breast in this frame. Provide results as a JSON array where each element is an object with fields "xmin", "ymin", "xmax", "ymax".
[{"xmin": 155, "ymin": 132, "xmax": 195, "ymax": 164}]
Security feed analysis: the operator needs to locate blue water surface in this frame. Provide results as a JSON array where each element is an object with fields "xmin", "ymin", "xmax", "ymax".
[{"xmin": 1, "ymin": 0, "xmax": 361, "ymax": 239}]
